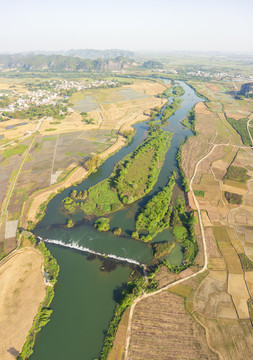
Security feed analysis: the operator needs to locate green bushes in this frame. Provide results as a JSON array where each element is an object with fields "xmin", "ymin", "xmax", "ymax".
[
  {"xmin": 176, "ymin": 139, "xmax": 190, "ymax": 192},
  {"xmin": 4, "ymin": 103, "xmax": 68, "ymax": 120},
  {"xmin": 37, "ymin": 242, "xmax": 59, "ymax": 285},
  {"xmin": 193, "ymin": 190, "xmax": 205, "ymax": 197},
  {"xmin": 152, "ymin": 241, "xmax": 175, "ymax": 258},
  {"xmin": 66, "ymin": 219, "xmax": 75, "ymax": 227},
  {"xmin": 172, "ymin": 85, "xmax": 185, "ymax": 97},
  {"xmin": 161, "ymin": 98, "xmax": 182, "ymax": 124},
  {"xmin": 239, "ymin": 254, "xmax": 253, "ymax": 271},
  {"xmin": 136, "ymin": 174, "xmax": 176, "ymax": 240},
  {"xmin": 18, "ymin": 243, "xmax": 59, "ymax": 359},
  {"xmin": 3, "ymin": 144, "xmax": 27, "ymax": 158},
  {"xmin": 181, "ymin": 109, "xmax": 196, "ymax": 133},
  {"xmin": 74, "ymin": 131, "xmax": 171, "ymax": 217},
  {"xmin": 94, "ymin": 217, "xmax": 110, "ymax": 231},
  {"xmin": 18, "ymin": 288, "xmax": 54, "ymax": 359},
  {"xmin": 81, "ymin": 179, "xmax": 122, "ymax": 216},
  {"xmin": 227, "ymin": 118, "xmax": 252, "ymax": 146},
  {"xmin": 224, "ymin": 165, "xmax": 250, "ymax": 183},
  {"xmin": 224, "ymin": 191, "xmax": 243, "ymax": 204},
  {"xmin": 99, "ymin": 276, "xmax": 145, "ymax": 360}
]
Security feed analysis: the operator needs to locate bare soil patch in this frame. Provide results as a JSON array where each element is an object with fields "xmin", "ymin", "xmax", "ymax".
[
  {"xmin": 195, "ymin": 313, "xmax": 253, "ymax": 360},
  {"xmin": 0, "ymin": 249, "xmax": 46, "ymax": 360},
  {"xmin": 228, "ymin": 273, "xmax": 250, "ymax": 319},
  {"xmin": 128, "ymin": 291, "xmax": 218, "ymax": 360}
]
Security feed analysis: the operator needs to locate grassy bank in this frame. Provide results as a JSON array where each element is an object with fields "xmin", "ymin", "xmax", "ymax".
[{"xmin": 18, "ymin": 240, "xmax": 59, "ymax": 359}]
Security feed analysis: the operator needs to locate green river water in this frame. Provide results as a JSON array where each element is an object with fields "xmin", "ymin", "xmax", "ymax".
[{"xmin": 30, "ymin": 81, "xmax": 202, "ymax": 359}]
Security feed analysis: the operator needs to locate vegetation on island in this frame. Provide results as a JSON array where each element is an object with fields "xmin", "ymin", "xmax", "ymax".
[
  {"xmin": 172, "ymin": 85, "xmax": 185, "ymax": 97},
  {"xmin": 94, "ymin": 217, "xmax": 110, "ymax": 231},
  {"xmin": 181, "ymin": 109, "xmax": 196, "ymax": 133},
  {"xmin": 224, "ymin": 165, "xmax": 250, "ymax": 183},
  {"xmin": 136, "ymin": 174, "xmax": 176, "ymax": 240},
  {"xmin": 161, "ymin": 98, "xmax": 182, "ymax": 124},
  {"xmin": 63, "ymin": 130, "xmax": 172, "ymax": 216},
  {"xmin": 99, "ymin": 271, "xmax": 158, "ymax": 360},
  {"xmin": 176, "ymin": 140, "xmax": 190, "ymax": 192},
  {"xmin": 152, "ymin": 241, "xmax": 175, "ymax": 258}
]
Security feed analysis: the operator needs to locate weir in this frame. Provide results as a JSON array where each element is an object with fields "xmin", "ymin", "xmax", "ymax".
[
  {"xmin": 30, "ymin": 81, "xmax": 203, "ymax": 360},
  {"xmin": 43, "ymin": 239, "xmax": 143, "ymax": 266}
]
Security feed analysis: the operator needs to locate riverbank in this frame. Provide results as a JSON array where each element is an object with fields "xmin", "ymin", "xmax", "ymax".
[{"xmin": 0, "ymin": 248, "xmax": 46, "ymax": 360}]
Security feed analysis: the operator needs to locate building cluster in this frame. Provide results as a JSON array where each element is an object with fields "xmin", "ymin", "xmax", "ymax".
[
  {"xmin": 0, "ymin": 79, "xmax": 119, "ymax": 113},
  {"xmin": 186, "ymin": 70, "xmax": 251, "ymax": 80},
  {"xmin": 53, "ymin": 79, "xmax": 119, "ymax": 91}
]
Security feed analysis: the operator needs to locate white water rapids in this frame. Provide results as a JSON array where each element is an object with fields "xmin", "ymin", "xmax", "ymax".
[{"xmin": 39, "ymin": 237, "xmax": 143, "ymax": 266}]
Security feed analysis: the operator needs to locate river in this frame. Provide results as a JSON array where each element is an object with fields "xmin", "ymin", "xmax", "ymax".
[{"xmin": 30, "ymin": 81, "xmax": 202, "ymax": 359}]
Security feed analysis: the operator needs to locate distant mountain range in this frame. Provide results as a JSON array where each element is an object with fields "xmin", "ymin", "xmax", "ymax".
[{"xmin": 0, "ymin": 52, "xmax": 134, "ymax": 72}]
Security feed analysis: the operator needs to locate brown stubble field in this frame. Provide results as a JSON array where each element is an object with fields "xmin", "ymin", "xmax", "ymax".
[
  {"xmin": 0, "ymin": 249, "xmax": 46, "ymax": 360},
  {"xmin": 109, "ymin": 79, "xmax": 253, "ymax": 360}
]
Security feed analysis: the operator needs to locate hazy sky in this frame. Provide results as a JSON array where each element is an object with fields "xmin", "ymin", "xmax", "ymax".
[{"xmin": 1, "ymin": 0, "xmax": 253, "ymax": 53}]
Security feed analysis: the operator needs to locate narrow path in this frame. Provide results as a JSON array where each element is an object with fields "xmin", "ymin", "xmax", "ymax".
[
  {"xmin": 0, "ymin": 116, "xmax": 45, "ymax": 150},
  {"xmin": 247, "ymin": 118, "xmax": 253, "ymax": 146},
  {"xmin": 50, "ymin": 133, "xmax": 59, "ymax": 184},
  {"xmin": 124, "ymin": 143, "xmax": 218, "ymax": 359}
]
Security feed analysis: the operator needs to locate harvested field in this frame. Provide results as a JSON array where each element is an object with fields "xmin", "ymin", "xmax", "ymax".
[
  {"xmin": 193, "ymin": 271, "xmax": 238, "ymax": 319},
  {"xmin": 195, "ymin": 313, "xmax": 253, "ymax": 360},
  {"xmin": 228, "ymin": 273, "xmax": 249, "ymax": 319},
  {"xmin": 245, "ymin": 271, "xmax": 253, "ymax": 297},
  {"xmin": 128, "ymin": 291, "xmax": 218, "ymax": 360},
  {"xmin": 208, "ymin": 257, "xmax": 227, "ymax": 271},
  {"xmin": 0, "ymin": 249, "xmax": 46, "ymax": 360}
]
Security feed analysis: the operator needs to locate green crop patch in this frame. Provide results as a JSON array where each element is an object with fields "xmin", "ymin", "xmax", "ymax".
[
  {"xmin": 3, "ymin": 144, "xmax": 27, "ymax": 158},
  {"xmin": 224, "ymin": 165, "xmax": 250, "ymax": 183},
  {"xmin": 193, "ymin": 190, "xmax": 205, "ymax": 197}
]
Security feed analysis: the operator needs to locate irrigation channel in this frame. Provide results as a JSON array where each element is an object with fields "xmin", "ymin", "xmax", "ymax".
[{"xmin": 30, "ymin": 81, "xmax": 202, "ymax": 359}]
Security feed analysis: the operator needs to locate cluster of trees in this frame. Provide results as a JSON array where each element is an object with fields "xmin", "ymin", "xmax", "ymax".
[
  {"xmin": 143, "ymin": 60, "xmax": 163, "ymax": 69},
  {"xmin": 113, "ymin": 130, "xmax": 172, "ymax": 204},
  {"xmin": 224, "ymin": 191, "xmax": 243, "ymax": 204},
  {"xmin": 94, "ymin": 217, "xmax": 110, "ymax": 231},
  {"xmin": 81, "ymin": 111, "xmax": 95, "ymax": 124},
  {"xmin": 172, "ymin": 85, "xmax": 185, "ymax": 97},
  {"xmin": 18, "ymin": 242, "xmax": 59, "ymax": 359},
  {"xmin": 152, "ymin": 241, "xmax": 175, "ymax": 258},
  {"xmin": 176, "ymin": 140, "xmax": 190, "ymax": 192},
  {"xmin": 227, "ymin": 117, "xmax": 253, "ymax": 146},
  {"xmin": 0, "ymin": 95, "xmax": 11, "ymax": 108},
  {"xmin": 181, "ymin": 109, "xmax": 196, "ymax": 133},
  {"xmin": 135, "ymin": 174, "xmax": 176, "ymax": 240},
  {"xmin": 63, "ymin": 130, "xmax": 172, "ymax": 218},
  {"xmin": 157, "ymin": 88, "xmax": 172, "ymax": 99},
  {"xmin": 224, "ymin": 164, "xmax": 250, "ymax": 183},
  {"xmin": 3, "ymin": 103, "xmax": 68, "ymax": 120},
  {"xmin": 161, "ymin": 98, "xmax": 182, "ymax": 124},
  {"xmin": 84, "ymin": 155, "xmax": 102, "ymax": 172}
]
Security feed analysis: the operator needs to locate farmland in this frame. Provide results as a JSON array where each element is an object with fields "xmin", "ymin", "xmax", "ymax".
[{"xmin": 0, "ymin": 77, "xmax": 166, "ymax": 255}]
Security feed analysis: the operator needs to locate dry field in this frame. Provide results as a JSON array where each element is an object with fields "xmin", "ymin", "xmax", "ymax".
[
  {"xmin": 0, "ymin": 249, "xmax": 46, "ymax": 360},
  {"xmin": 128, "ymin": 291, "xmax": 218, "ymax": 360}
]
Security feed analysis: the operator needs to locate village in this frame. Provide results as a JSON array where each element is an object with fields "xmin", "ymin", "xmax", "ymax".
[{"xmin": 0, "ymin": 78, "xmax": 119, "ymax": 114}]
